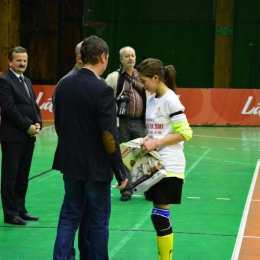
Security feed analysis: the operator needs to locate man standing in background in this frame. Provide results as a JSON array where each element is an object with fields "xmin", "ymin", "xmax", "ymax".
[
  {"xmin": 52, "ymin": 40, "xmax": 83, "ymax": 260},
  {"xmin": 106, "ymin": 46, "xmax": 147, "ymax": 201},
  {"xmin": 52, "ymin": 41, "xmax": 83, "ymax": 113},
  {"xmin": 0, "ymin": 46, "xmax": 42, "ymax": 225}
]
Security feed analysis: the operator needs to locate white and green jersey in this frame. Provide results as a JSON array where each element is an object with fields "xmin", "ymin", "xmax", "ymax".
[{"xmin": 146, "ymin": 89, "xmax": 191, "ymax": 176}]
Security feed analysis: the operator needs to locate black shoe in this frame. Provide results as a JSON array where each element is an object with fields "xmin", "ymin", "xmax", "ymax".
[
  {"xmin": 120, "ymin": 194, "xmax": 132, "ymax": 201},
  {"xmin": 4, "ymin": 216, "xmax": 26, "ymax": 225},
  {"xmin": 20, "ymin": 213, "xmax": 39, "ymax": 221}
]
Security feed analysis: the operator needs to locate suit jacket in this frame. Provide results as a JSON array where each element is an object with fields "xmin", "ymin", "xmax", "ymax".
[
  {"xmin": 0, "ymin": 69, "xmax": 42, "ymax": 142},
  {"xmin": 52, "ymin": 64, "xmax": 80, "ymax": 113},
  {"xmin": 52, "ymin": 68, "xmax": 127, "ymax": 183}
]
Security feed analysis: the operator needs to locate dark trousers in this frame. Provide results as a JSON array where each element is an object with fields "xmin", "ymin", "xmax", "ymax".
[
  {"xmin": 1, "ymin": 141, "xmax": 35, "ymax": 219},
  {"xmin": 118, "ymin": 118, "xmax": 147, "ymax": 195},
  {"xmin": 53, "ymin": 176, "xmax": 111, "ymax": 260}
]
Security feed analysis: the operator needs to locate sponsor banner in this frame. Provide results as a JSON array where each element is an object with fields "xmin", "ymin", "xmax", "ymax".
[
  {"xmin": 33, "ymin": 85, "xmax": 260, "ymax": 125},
  {"xmin": 177, "ymin": 88, "xmax": 260, "ymax": 125},
  {"xmin": 34, "ymin": 85, "xmax": 55, "ymax": 121}
]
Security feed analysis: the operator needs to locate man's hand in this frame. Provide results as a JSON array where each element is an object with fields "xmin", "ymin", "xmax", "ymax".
[
  {"xmin": 35, "ymin": 123, "xmax": 41, "ymax": 131},
  {"xmin": 27, "ymin": 124, "xmax": 40, "ymax": 137},
  {"xmin": 116, "ymin": 178, "xmax": 128, "ymax": 190},
  {"xmin": 33, "ymin": 123, "xmax": 41, "ymax": 137}
]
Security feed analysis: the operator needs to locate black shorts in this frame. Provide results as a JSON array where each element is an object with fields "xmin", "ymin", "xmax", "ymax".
[{"xmin": 144, "ymin": 177, "xmax": 184, "ymax": 205}]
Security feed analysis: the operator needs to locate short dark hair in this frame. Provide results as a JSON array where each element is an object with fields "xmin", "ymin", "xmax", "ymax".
[
  {"xmin": 8, "ymin": 46, "xmax": 28, "ymax": 61},
  {"xmin": 80, "ymin": 36, "xmax": 109, "ymax": 65}
]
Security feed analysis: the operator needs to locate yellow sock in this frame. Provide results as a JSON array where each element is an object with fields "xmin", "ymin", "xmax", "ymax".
[{"xmin": 157, "ymin": 233, "xmax": 174, "ymax": 260}]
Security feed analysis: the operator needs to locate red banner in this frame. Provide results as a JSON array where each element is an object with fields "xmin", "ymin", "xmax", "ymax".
[
  {"xmin": 177, "ymin": 88, "xmax": 260, "ymax": 126},
  {"xmin": 34, "ymin": 85, "xmax": 55, "ymax": 121},
  {"xmin": 33, "ymin": 85, "xmax": 260, "ymax": 126}
]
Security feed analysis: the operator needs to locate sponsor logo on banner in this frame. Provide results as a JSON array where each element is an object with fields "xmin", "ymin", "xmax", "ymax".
[
  {"xmin": 33, "ymin": 86, "xmax": 260, "ymax": 125},
  {"xmin": 36, "ymin": 92, "xmax": 53, "ymax": 113},
  {"xmin": 241, "ymin": 96, "xmax": 260, "ymax": 116},
  {"xmin": 33, "ymin": 85, "xmax": 55, "ymax": 121}
]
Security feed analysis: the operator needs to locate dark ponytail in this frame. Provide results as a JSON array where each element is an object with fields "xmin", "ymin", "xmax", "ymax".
[
  {"xmin": 136, "ymin": 58, "xmax": 177, "ymax": 93},
  {"xmin": 164, "ymin": 65, "xmax": 177, "ymax": 93}
]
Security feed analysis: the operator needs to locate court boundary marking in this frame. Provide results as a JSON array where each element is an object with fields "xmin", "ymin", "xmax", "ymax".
[
  {"xmin": 109, "ymin": 209, "xmax": 151, "ymax": 259},
  {"xmin": 109, "ymin": 149, "xmax": 209, "ymax": 258},
  {"xmin": 0, "ymin": 124, "xmax": 55, "ymax": 192},
  {"xmin": 185, "ymin": 148, "xmax": 211, "ymax": 178},
  {"xmin": 194, "ymin": 134, "xmax": 260, "ymax": 142},
  {"xmin": 40, "ymin": 125, "xmax": 54, "ymax": 131},
  {"xmin": 231, "ymin": 159, "xmax": 260, "ymax": 259}
]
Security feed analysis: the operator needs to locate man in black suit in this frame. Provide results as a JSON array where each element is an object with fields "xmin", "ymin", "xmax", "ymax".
[
  {"xmin": 0, "ymin": 46, "xmax": 42, "ymax": 225},
  {"xmin": 52, "ymin": 41, "xmax": 83, "ymax": 113},
  {"xmin": 52, "ymin": 36, "xmax": 128, "ymax": 260}
]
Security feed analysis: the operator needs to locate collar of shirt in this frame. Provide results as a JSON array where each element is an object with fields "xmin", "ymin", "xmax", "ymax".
[
  {"xmin": 74, "ymin": 64, "xmax": 80, "ymax": 72},
  {"xmin": 10, "ymin": 68, "xmax": 24, "ymax": 79},
  {"xmin": 82, "ymin": 67, "xmax": 101, "ymax": 80},
  {"xmin": 120, "ymin": 67, "xmax": 138, "ymax": 79}
]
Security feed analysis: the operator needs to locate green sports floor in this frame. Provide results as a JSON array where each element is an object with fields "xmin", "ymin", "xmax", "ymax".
[{"xmin": 0, "ymin": 125, "xmax": 259, "ymax": 260}]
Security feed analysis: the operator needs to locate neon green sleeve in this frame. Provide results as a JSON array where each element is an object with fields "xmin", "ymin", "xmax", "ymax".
[{"xmin": 172, "ymin": 120, "xmax": 193, "ymax": 141}]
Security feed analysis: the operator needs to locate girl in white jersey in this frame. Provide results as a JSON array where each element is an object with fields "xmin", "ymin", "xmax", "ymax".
[{"xmin": 136, "ymin": 58, "xmax": 192, "ymax": 260}]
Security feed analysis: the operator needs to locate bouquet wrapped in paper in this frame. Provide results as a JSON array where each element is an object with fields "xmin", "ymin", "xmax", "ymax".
[{"xmin": 120, "ymin": 138, "xmax": 167, "ymax": 194}]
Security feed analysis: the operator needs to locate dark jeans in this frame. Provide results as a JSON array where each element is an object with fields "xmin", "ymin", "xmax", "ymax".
[
  {"xmin": 118, "ymin": 118, "xmax": 147, "ymax": 195},
  {"xmin": 53, "ymin": 176, "xmax": 111, "ymax": 260}
]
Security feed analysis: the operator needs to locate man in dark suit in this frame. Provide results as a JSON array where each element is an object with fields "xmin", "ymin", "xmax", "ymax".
[
  {"xmin": 52, "ymin": 41, "xmax": 83, "ymax": 113},
  {"xmin": 52, "ymin": 36, "xmax": 128, "ymax": 260},
  {"xmin": 0, "ymin": 46, "xmax": 42, "ymax": 225}
]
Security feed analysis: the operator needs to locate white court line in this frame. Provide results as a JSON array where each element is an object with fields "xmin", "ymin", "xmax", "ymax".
[
  {"xmin": 185, "ymin": 148, "xmax": 212, "ymax": 178},
  {"xmin": 187, "ymin": 197, "xmax": 231, "ymax": 200},
  {"xmin": 184, "ymin": 153, "xmax": 254, "ymax": 166},
  {"xmin": 41, "ymin": 127, "xmax": 260, "ymax": 142},
  {"xmin": 243, "ymin": 236, "xmax": 260, "ymax": 239},
  {"xmin": 194, "ymin": 134, "xmax": 260, "ymax": 142},
  {"xmin": 231, "ymin": 159, "xmax": 260, "ymax": 260},
  {"xmin": 109, "ymin": 209, "xmax": 151, "ymax": 259},
  {"xmin": 38, "ymin": 171, "xmax": 58, "ymax": 182},
  {"xmin": 40, "ymin": 125, "xmax": 54, "ymax": 131}
]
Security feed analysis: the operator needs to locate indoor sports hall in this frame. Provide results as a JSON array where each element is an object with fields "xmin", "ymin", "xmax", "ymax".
[
  {"xmin": 1, "ymin": 1, "xmax": 260, "ymax": 260},
  {"xmin": 0, "ymin": 124, "xmax": 260, "ymax": 260}
]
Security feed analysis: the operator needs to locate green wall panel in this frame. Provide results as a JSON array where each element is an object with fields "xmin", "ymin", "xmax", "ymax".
[
  {"xmin": 84, "ymin": 0, "xmax": 260, "ymax": 89},
  {"xmin": 84, "ymin": 0, "xmax": 215, "ymax": 88},
  {"xmin": 232, "ymin": 0, "xmax": 260, "ymax": 89}
]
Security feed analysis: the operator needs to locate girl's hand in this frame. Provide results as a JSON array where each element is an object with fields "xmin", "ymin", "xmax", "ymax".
[{"xmin": 141, "ymin": 140, "xmax": 157, "ymax": 153}]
